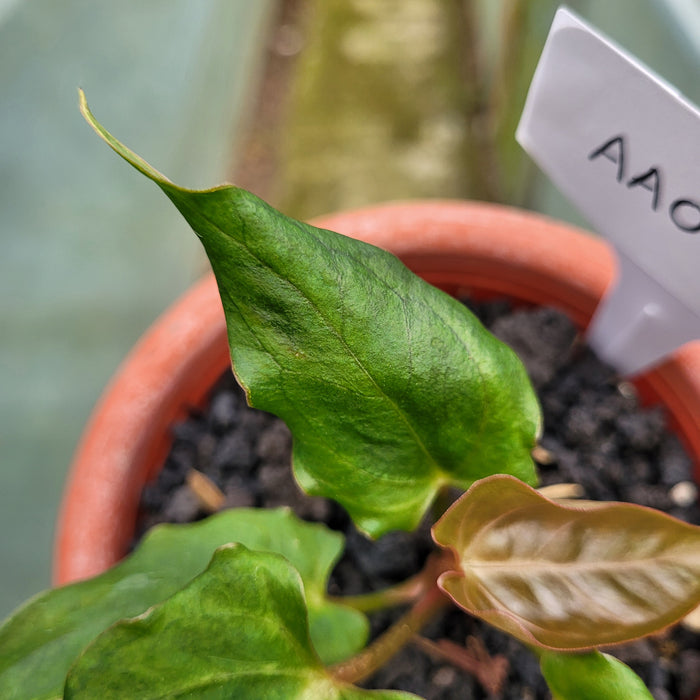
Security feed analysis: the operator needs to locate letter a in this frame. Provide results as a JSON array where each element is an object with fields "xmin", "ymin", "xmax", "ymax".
[
  {"xmin": 627, "ymin": 167, "xmax": 661, "ymax": 211},
  {"xmin": 588, "ymin": 135, "xmax": 625, "ymax": 182}
]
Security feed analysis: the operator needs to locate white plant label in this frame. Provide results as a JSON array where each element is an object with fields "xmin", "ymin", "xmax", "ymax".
[{"xmin": 517, "ymin": 7, "xmax": 700, "ymax": 376}]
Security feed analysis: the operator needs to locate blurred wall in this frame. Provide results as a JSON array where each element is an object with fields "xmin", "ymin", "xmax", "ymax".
[
  {"xmin": 0, "ymin": 0, "xmax": 274, "ymax": 617},
  {"xmin": 261, "ymin": 0, "xmax": 700, "ymax": 226}
]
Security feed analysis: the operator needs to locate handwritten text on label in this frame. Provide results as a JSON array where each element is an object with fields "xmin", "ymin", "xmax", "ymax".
[{"xmin": 588, "ymin": 135, "xmax": 700, "ymax": 233}]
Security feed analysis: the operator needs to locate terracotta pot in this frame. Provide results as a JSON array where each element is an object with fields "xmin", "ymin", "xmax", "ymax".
[{"xmin": 53, "ymin": 200, "xmax": 700, "ymax": 584}]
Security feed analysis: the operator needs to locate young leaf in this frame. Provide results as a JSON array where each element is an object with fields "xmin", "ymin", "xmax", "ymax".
[
  {"xmin": 79, "ymin": 91, "xmax": 541, "ymax": 537},
  {"xmin": 0, "ymin": 509, "xmax": 365, "ymax": 700},
  {"xmin": 433, "ymin": 474, "xmax": 700, "ymax": 650},
  {"xmin": 540, "ymin": 650, "xmax": 654, "ymax": 699},
  {"xmin": 65, "ymin": 546, "xmax": 415, "ymax": 700}
]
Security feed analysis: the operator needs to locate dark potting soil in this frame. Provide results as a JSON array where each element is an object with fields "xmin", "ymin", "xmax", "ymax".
[{"xmin": 138, "ymin": 302, "xmax": 700, "ymax": 700}]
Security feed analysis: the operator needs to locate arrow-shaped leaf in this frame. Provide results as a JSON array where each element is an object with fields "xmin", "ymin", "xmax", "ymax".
[
  {"xmin": 65, "ymin": 545, "xmax": 415, "ymax": 700},
  {"xmin": 79, "ymin": 91, "xmax": 540, "ymax": 537},
  {"xmin": 0, "ymin": 509, "xmax": 366, "ymax": 700},
  {"xmin": 433, "ymin": 475, "xmax": 700, "ymax": 650}
]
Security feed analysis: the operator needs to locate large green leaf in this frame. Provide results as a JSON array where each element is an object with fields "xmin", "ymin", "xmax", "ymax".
[
  {"xmin": 540, "ymin": 650, "xmax": 654, "ymax": 699},
  {"xmin": 80, "ymin": 91, "xmax": 541, "ymax": 537},
  {"xmin": 0, "ymin": 509, "xmax": 366, "ymax": 699},
  {"xmin": 433, "ymin": 475, "xmax": 700, "ymax": 650},
  {"xmin": 65, "ymin": 545, "xmax": 415, "ymax": 700}
]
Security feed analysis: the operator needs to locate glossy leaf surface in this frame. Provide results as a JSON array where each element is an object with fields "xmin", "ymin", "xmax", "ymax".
[
  {"xmin": 540, "ymin": 650, "xmax": 654, "ymax": 699},
  {"xmin": 433, "ymin": 475, "xmax": 700, "ymax": 650},
  {"xmin": 0, "ymin": 509, "xmax": 365, "ymax": 699},
  {"xmin": 65, "ymin": 546, "xmax": 415, "ymax": 699},
  {"xmin": 80, "ymin": 92, "xmax": 540, "ymax": 537}
]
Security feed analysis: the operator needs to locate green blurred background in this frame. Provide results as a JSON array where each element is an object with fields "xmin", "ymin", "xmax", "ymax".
[{"xmin": 2, "ymin": 0, "xmax": 700, "ymax": 617}]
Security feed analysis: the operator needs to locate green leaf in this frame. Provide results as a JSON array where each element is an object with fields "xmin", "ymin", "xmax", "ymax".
[
  {"xmin": 0, "ymin": 509, "xmax": 366, "ymax": 699},
  {"xmin": 79, "ymin": 90, "xmax": 541, "ymax": 537},
  {"xmin": 66, "ymin": 546, "xmax": 415, "ymax": 700},
  {"xmin": 433, "ymin": 474, "xmax": 700, "ymax": 650},
  {"xmin": 540, "ymin": 650, "xmax": 654, "ymax": 699}
]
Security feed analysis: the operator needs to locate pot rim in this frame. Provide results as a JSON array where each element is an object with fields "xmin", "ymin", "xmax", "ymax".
[{"xmin": 53, "ymin": 199, "xmax": 700, "ymax": 585}]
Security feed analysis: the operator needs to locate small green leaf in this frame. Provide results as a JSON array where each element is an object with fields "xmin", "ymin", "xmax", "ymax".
[
  {"xmin": 0, "ymin": 509, "xmax": 366, "ymax": 699},
  {"xmin": 66, "ymin": 546, "xmax": 415, "ymax": 700},
  {"xmin": 79, "ymin": 91, "xmax": 540, "ymax": 537},
  {"xmin": 433, "ymin": 475, "xmax": 700, "ymax": 650},
  {"xmin": 540, "ymin": 650, "xmax": 654, "ymax": 699}
]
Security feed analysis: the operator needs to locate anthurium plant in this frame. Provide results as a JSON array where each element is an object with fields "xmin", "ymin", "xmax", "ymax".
[{"xmin": 1, "ymin": 92, "xmax": 699, "ymax": 700}]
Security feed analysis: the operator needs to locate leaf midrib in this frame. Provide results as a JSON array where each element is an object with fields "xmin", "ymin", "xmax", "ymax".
[{"xmin": 465, "ymin": 553, "xmax": 700, "ymax": 575}]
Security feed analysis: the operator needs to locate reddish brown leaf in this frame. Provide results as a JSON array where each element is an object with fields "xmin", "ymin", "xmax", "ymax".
[{"xmin": 432, "ymin": 475, "xmax": 700, "ymax": 650}]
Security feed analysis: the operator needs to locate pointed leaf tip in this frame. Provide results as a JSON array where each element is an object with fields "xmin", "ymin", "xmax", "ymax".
[{"xmin": 78, "ymin": 89, "xmax": 172, "ymax": 186}]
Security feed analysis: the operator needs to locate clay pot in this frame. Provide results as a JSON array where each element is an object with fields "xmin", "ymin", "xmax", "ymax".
[{"xmin": 53, "ymin": 200, "xmax": 700, "ymax": 584}]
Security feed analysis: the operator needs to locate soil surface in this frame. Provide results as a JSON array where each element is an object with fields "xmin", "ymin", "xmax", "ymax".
[{"xmin": 138, "ymin": 301, "xmax": 700, "ymax": 700}]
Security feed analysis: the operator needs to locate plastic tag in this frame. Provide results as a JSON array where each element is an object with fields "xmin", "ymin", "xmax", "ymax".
[{"xmin": 517, "ymin": 7, "xmax": 700, "ymax": 376}]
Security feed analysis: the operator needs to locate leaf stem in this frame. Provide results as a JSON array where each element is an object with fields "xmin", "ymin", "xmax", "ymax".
[
  {"xmin": 331, "ymin": 550, "xmax": 456, "ymax": 614},
  {"xmin": 329, "ymin": 585, "xmax": 450, "ymax": 685},
  {"xmin": 332, "ymin": 574, "xmax": 426, "ymax": 614}
]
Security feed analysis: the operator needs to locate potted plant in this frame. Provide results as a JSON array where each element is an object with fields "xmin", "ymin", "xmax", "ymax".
[{"xmin": 1, "ymin": 93, "xmax": 699, "ymax": 699}]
